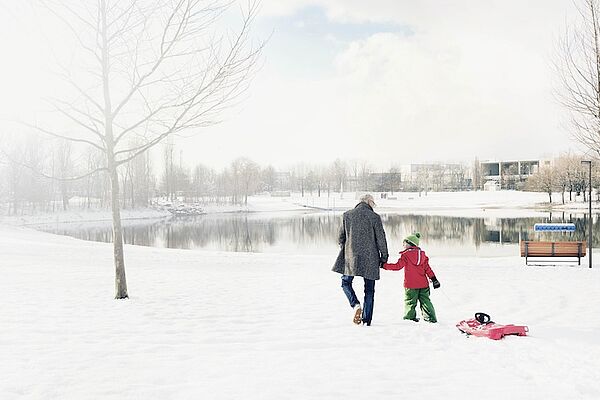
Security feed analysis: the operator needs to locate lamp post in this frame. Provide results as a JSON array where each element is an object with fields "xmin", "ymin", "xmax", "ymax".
[{"xmin": 581, "ymin": 160, "xmax": 593, "ymax": 268}]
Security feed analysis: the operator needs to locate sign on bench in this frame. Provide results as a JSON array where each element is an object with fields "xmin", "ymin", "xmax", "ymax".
[
  {"xmin": 520, "ymin": 241, "xmax": 586, "ymax": 265},
  {"xmin": 533, "ymin": 223, "xmax": 576, "ymax": 232}
]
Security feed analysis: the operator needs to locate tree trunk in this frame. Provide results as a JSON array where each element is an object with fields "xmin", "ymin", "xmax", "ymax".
[
  {"xmin": 106, "ymin": 130, "xmax": 128, "ymax": 299},
  {"xmin": 130, "ymin": 178, "xmax": 135, "ymax": 209},
  {"xmin": 60, "ymin": 180, "xmax": 68, "ymax": 211},
  {"xmin": 549, "ymin": 192, "xmax": 552, "ymax": 203},
  {"xmin": 109, "ymin": 160, "xmax": 128, "ymax": 299},
  {"xmin": 100, "ymin": 0, "xmax": 127, "ymax": 299}
]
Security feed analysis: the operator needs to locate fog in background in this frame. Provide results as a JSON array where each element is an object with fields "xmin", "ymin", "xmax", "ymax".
[{"xmin": 0, "ymin": 1, "xmax": 584, "ymax": 171}]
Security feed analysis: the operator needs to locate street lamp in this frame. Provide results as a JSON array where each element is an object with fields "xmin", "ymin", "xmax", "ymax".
[{"xmin": 581, "ymin": 160, "xmax": 593, "ymax": 268}]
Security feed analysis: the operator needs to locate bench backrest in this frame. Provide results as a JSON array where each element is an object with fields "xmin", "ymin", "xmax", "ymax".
[{"xmin": 520, "ymin": 241, "xmax": 586, "ymax": 257}]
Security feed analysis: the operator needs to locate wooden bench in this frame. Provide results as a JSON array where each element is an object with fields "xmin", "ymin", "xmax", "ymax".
[{"xmin": 520, "ymin": 241, "xmax": 586, "ymax": 265}]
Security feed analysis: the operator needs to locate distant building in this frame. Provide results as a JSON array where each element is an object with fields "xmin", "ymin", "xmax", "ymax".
[
  {"xmin": 479, "ymin": 159, "xmax": 544, "ymax": 190},
  {"xmin": 401, "ymin": 163, "xmax": 472, "ymax": 191},
  {"xmin": 366, "ymin": 163, "xmax": 472, "ymax": 192},
  {"xmin": 367, "ymin": 172, "xmax": 402, "ymax": 192}
]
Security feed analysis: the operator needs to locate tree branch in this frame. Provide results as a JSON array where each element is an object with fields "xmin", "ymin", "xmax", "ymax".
[
  {"xmin": 0, "ymin": 147, "xmax": 107, "ymax": 182},
  {"xmin": 17, "ymin": 121, "xmax": 106, "ymax": 153}
]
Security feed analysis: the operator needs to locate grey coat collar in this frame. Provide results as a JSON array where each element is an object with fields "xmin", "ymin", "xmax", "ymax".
[{"xmin": 355, "ymin": 202, "xmax": 373, "ymax": 212}]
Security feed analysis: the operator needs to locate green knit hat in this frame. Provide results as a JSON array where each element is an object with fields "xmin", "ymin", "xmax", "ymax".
[{"xmin": 404, "ymin": 232, "xmax": 421, "ymax": 246}]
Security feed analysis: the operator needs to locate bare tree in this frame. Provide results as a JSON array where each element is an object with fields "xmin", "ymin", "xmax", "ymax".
[
  {"xmin": 131, "ymin": 142, "xmax": 154, "ymax": 207},
  {"xmin": 388, "ymin": 166, "xmax": 401, "ymax": 194},
  {"xmin": 554, "ymin": 153, "xmax": 586, "ymax": 203},
  {"xmin": 260, "ymin": 165, "xmax": 276, "ymax": 193},
  {"xmin": 25, "ymin": 0, "xmax": 263, "ymax": 298},
  {"xmin": 349, "ymin": 159, "xmax": 360, "ymax": 193},
  {"xmin": 118, "ymin": 139, "xmax": 153, "ymax": 209},
  {"xmin": 291, "ymin": 163, "xmax": 307, "ymax": 197},
  {"xmin": 593, "ymin": 162, "xmax": 600, "ymax": 200},
  {"xmin": 555, "ymin": 0, "xmax": 600, "ymax": 155},
  {"xmin": 54, "ymin": 140, "xmax": 73, "ymax": 211},
  {"xmin": 192, "ymin": 163, "xmax": 216, "ymax": 201},
  {"xmin": 555, "ymin": 155, "xmax": 570, "ymax": 204},
  {"xmin": 230, "ymin": 157, "xmax": 259, "ymax": 205},
  {"xmin": 161, "ymin": 140, "xmax": 173, "ymax": 202},
  {"xmin": 359, "ymin": 161, "xmax": 372, "ymax": 192},
  {"xmin": 305, "ymin": 169, "xmax": 317, "ymax": 195},
  {"xmin": 472, "ymin": 158, "xmax": 482, "ymax": 190},
  {"xmin": 240, "ymin": 159, "xmax": 260, "ymax": 205},
  {"xmin": 501, "ymin": 164, "xmax": 519, "ymax": 190},
  {"xmin": 416, "ymin": 167, "xmax": 430, "ymax": 197},
  {"xmin": 527, "ymin": 165, "xmax": 557, "ymax": 203},
  {"xmin": 82, "ymin": 148, "xmax": 109, "ymax": 209},
  {"xmin": 3, "ymin": 135, "xmax": 27, "ymax": 215},
  {"xmin": 331, "ymin": 159, "xmax": 347, "ymax": 196},
  {"xmin": 0, "ymin": 133, "xmax": 56, "ymax": 214},
  {"xmin": 315, "ymin": 165, "xmax": 329, "ymax": 197}
]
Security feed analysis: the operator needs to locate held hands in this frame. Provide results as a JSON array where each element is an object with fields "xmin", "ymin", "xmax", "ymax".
[
  {"xmin": 379, "ymin": 255, "xmax": 388, "ymax": 269},
  {"xmin": 431, "ymin": 276, "xmax": 441, "ymax": 289}
]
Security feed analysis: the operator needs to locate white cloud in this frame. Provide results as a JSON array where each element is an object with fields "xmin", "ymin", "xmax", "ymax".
[{"xmin": 204, "ymin": 0, "xmax": 582, "ymax": 167}]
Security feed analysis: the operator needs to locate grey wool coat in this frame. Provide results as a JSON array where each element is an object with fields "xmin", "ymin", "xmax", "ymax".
[{"xmin": 332, "ymin": 202, "xmax": 389, "ymax": 281}]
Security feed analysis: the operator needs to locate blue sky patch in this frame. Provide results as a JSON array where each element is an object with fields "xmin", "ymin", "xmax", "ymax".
[{"xmin": 256, "ymin": 6, "xmax": 412, "ymax": 79}]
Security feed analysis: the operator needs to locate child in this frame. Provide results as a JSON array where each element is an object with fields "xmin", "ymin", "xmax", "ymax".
[{"xmin": 382, "ymin": 232, "xmax": 440, "ymax": 323}]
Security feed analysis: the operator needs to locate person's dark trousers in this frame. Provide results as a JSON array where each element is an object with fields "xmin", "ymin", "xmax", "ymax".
[{"xmin": 341, "ymin": 275, "xmax": 376, "ymax": 325}]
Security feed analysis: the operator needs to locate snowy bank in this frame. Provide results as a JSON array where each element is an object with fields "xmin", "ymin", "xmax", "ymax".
[
  {"xmin": 1, "ymin": 190, "xmax": 594, "ymax": 227},
  {"xmin": 2, "ymin": 225, "xmax": 600, "ymax": 399},
  {"xmin": 292, "ymin": 190, "xmax": 598, "ymax": 216},
  {"xmin": 0, "ymin": 196, "xmax": 307, "ymax": 226},
  {"xmin": 0, "ymin": 207, "xmax": 171, "ymax": 226}
]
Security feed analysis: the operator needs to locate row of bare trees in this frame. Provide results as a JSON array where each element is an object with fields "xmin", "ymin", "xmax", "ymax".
[
  {"xmin": 525, "ymin": 154, "xmax": 600, "ymax": 203},
  {"xmin": 0, "ymin": 133, "xmax": 155, "ymax": 215},
  {"xmin": 0, "ymin": 135, "xmax": 360, "ymax": 213},
  {"xmin": 0, "ymin": 139, "xmax": 477, "ymax": 215},
  {"xmin": 146, "ymin": 156, "xmax": 400, "ymax": 203},
  {"xmin": 6, "ymin": 134, "xmax": 599, "ymax": 214}
]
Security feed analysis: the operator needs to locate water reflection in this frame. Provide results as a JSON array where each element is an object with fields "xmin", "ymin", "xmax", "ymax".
[{"xmin": 36, "ymin": 211, "xmax": 600, "ymax": 257}]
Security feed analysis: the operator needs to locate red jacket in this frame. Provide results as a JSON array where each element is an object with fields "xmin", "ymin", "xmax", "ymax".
[{"xmin": 383, "ymin": 246, "xmax": 436, "ymax": 289}]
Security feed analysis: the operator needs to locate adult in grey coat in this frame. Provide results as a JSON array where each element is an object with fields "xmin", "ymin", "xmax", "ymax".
[{"xmin": 332, "ymin": 194, "xmax": 388, "ymax": 326}]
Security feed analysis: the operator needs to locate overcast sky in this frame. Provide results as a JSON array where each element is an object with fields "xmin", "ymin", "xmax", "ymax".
[{"xmin": 0, "ymin": 1, "xmax": 585, "ymax": 170}]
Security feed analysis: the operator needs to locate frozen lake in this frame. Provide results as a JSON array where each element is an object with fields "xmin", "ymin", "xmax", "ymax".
[{"xmin": 34, "ymin": 210, "xmax": 598, "ymax": 258}]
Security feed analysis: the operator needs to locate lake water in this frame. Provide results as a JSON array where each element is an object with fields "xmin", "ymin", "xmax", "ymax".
[{"xmin": 35, "ymin": 211, "xmax": 599, "ymax": 258}]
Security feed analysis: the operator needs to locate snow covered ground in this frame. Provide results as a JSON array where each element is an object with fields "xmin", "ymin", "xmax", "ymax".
[{"xmin": 2, "ymin": 223, "xmax": 600, "ymax": 400}]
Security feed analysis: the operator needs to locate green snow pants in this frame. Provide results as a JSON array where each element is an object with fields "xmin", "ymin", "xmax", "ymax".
[{"xmin": 404, "ymin": 287, "xmax": 437, "ymax": 323}]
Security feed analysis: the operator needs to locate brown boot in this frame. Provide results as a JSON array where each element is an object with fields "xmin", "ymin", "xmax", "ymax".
[{"xmin": 353, "ymin": 304, "xmax": 362, "ymax": 325}]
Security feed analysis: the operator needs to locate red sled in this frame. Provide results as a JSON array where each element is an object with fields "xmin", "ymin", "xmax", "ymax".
[{"xmin": 456, "ymin": 313, "xmax": 529, "ymax": 340}]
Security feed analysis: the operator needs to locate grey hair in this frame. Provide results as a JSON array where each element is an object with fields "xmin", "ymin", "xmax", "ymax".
[{"xmin": 360, "ymin": 193, "xmax": 375, "ymax": 205}]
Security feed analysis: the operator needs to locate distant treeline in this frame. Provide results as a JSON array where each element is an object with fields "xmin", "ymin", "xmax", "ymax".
[{"xmin": 0, "ymin": 134, "xmax": 595, "ymax": 214}]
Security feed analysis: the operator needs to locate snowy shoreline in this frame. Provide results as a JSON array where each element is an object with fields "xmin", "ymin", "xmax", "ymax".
[{"xmin": 1, "ymin": 190, "xmax": 596, "ymax": 227}]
